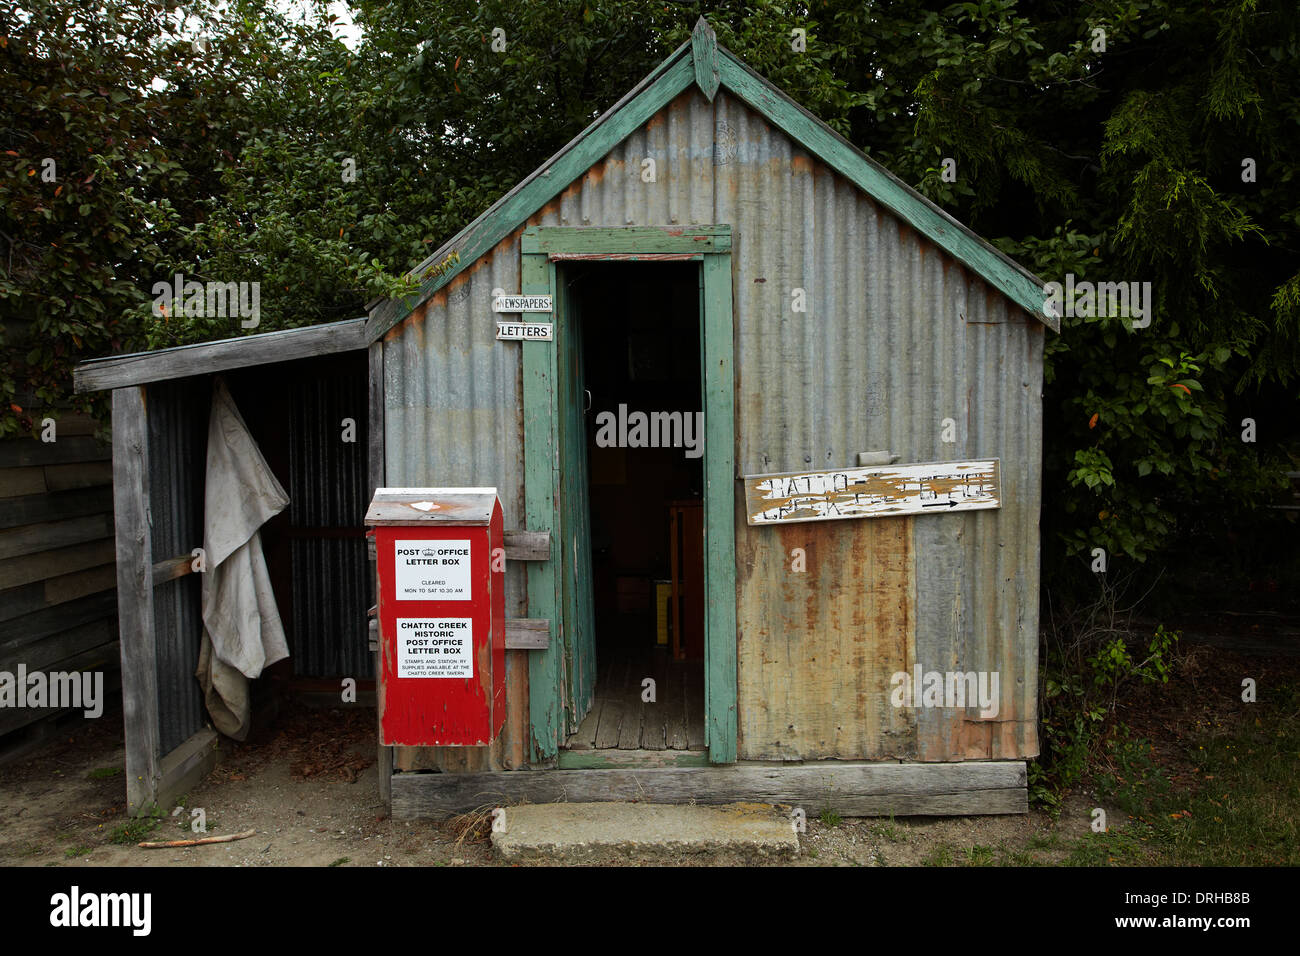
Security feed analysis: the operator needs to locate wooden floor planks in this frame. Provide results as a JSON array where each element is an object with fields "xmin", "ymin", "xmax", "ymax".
[{"xmin": 566, "ymin": 643, "xmax": 703, "ymax": 753}]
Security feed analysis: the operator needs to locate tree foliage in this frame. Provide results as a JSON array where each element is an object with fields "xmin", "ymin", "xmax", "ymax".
[{"xmin": 3, "ymin": 0, "xmax": 1296, "ymax": 585}]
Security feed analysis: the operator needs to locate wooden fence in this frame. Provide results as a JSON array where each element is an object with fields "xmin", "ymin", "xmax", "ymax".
[{"xmin": 0, "ymin": 411, "xmax": 120, "ymax": 759}]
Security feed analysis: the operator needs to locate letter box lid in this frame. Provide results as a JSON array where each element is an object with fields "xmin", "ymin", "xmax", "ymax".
[{"xmin": 365, "ymin": 487, "xmax": 499, "ymax": 526}]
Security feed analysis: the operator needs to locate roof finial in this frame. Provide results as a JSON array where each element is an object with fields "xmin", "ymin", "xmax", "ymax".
[{"xmin": 691, "ymin": 16, "xmax": 719, "ymax": 101}]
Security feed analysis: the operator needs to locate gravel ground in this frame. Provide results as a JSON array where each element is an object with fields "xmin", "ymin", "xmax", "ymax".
[{"xmin": 0, "ymin": 700, "xmax": 1097, "ymax": 867}]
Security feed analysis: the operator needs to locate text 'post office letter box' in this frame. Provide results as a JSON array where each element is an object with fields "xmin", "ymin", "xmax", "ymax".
[{"xmin": 365, "ymin": 488, "xmax": 505, "ymax": 746}]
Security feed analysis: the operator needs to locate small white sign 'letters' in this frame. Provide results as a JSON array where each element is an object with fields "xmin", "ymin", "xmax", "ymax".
[{"xmin": 496, "ymin": 321, "xmax": 554, "ymax": 341}]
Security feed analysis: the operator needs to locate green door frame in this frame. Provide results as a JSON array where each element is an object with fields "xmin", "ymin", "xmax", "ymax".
[{"xmin": 521, "ymin": 225, "xmax": 737, "ymax": 765}]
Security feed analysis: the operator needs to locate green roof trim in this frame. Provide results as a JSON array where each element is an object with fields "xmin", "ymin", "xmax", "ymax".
[
  {"xmin": 691, "ymin": 16, "xmax": 720, "ymax": 102},
  {"xmin": 365, "ymin": 19, "xmax": 1055, "ymax": 342}
]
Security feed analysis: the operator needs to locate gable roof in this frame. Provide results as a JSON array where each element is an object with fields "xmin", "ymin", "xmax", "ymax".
[{"xmin": 366, "ymin": 18, "xmax": 1056, "ymax": 341}]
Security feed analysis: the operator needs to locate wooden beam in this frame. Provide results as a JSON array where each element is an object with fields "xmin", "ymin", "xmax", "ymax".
[
  {"xmin": 505, "ymin": 618, "xmax": 549, "ymax": 650},
  {"xmin": 0, "ymin": 640, "xmax": 120, "ymax": 736},
  {"xmin": 112, "ymin": 386, "xmax": 162, "ymax": 815},
  {"xmin": 0, "ymin": 436, "xmax": 110, "ymax": 468},
  {"xmin": 521, "ymin": 226, "xmax": 731, "ymax": 256},
  {"xmin": 0, "ymin": 589, "xmax": 116, "ymax": 655},
  {"xmin": 691, "ymin": 16, "xmax": 720, "ymax": 101},
  {"xmin": 390, "ymin": 760, "xmax": 1028, "ymax": 818},
  {"xmin": 0, "ymin": 486, "xmax": 113, "ymax": 530},
  {"xmin": 523, "ymin": 253, "xmax": 563, "ymax": 764},
  {"xmin": 156, "ymin": 728, "xmax": 219, "ymax": 813},
  {"xmin": 503, "ymin": 529, "xmax": 549, "ymax": 561},
  {"xmin": 367, "ymin": 339, "xmax": 391, "ymax": 809},
  {"xmin": 557, "ymin": 749, "xmax": 709, "ymax": 770},
  {"xmin": 0, "ymin": 513, "xmax": 114, "ymax": 561},
  {"xmin": 701, "ymin": 252, "xmax": 737, "ymax": 764},
  {"xmin": 0, "ymin": 537, "xmax": 114, "ymax": 590},
  {"xmin": 74, "ymin": 317, "xmax": 368, "ymax": 393},
  {"xmin": 151, "ymin": 554, "xmax": 195, "ymax": 587}
]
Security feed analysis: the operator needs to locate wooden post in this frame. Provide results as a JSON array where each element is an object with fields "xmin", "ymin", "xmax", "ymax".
[
  {"xmin": 367, "ymin": 340, "xmax": 392, "ymax": 808},
  {"xmin": 522, "ymin": 249, "xmax": 562, "ymax": 764},
  {"xmin": 701, "ymin": 252, "xmax": 737, "ymax": 763},
  {"xmin": 112, "ymin": 386, "xmax": 161, "ymax": 814}
]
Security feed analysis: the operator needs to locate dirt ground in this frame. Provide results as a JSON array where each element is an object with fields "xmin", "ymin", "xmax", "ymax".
[{"xmin": 0, "ymin": 699, "xmax": 1109, "ymax": 867}]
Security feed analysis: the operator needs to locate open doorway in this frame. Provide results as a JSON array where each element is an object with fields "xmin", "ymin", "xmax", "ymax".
[{"xmin": 562, "ymin": 261, "xmax": 707, "ymax": 753}]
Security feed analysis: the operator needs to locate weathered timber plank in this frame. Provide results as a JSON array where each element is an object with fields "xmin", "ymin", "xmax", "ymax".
[
  {"xmin": 642, "ymin": 649, "xmax": 670, "ymax": 751},
  {"xmin": 691, "ymin": 16, "xmax": 720, "ymax": 101},
  {"xmin": 0, "ymin": 582, "xmax": 46, "ymax": 622},
  {"xmin": 0, "ymin": 485, "xmax": 112, "ymax": 530},
  {"xmin": 0, "ymin": 617, "xmax": 116, "ymax": 676},
  {"xmin": 686, "ymin": 666, "xmax": 707, "ymax": 751},
  {"xmin": 151, "ymin": 554, "xmax": 195, "ymax": 587},
  {"xmin": 391, "ymin": 760, "xmax": 1029, "ymax": 818},
  {"xmin": 44, "ymin": 461, "xmax": 113, "ymax": 492},
  {"xmin": 665, "ymin": 664, "xmax": 689, "ymax": 751},
  {"xmin": 567, "ymin": 700, "xmax": 600, "ymax": 751},
  {"xmin": 523, "ymin": 251, "xmax": 562, "ymax": 764},
  {"xmin": 0, "ymin": 537, "xmax": 115, "ymax": 590},
  {"xmin": 504, "ymin": 618, "xmax": 549, "ymax": 650},
  {"xmin": 368, "ymin": 340, "xmax": 392, "ymax": 801},
  {"xmin": 43, "ymin": 562, "xmax": 117, "ymax": 606},
  {"xmin": 617, "ymin": 646, "xmax": 649, "ymax": 750},
  {"xmin": 0, "ymin": 437, "xmax": 110, "ymax": 469},
  {"xmin": 0, "ymin": 513, "xmax": 115, "ymax": 561},
  {"xmin": 0, "ymin": 467, "xmax": 46, "ymax": 498},
  {"xmin": 556, "ymin": 749, "xmax": 709, "ymax": 769},
  {"xmin": 0, "ymin": 643, "xmax": 121, "ymax": 737},
  {"xmin": 0, "ymin": 590, "xmax": 117, "ymax": 652},
  {"xmin": 594, "ymin": 652, "xmax": 628, "ymax": 750},
  {"xmin": 156, "ymin": 729, "xmax": 219, "ymax": 812},
  {"xmin": 521, "ymin": 226, "xmax": 731, "ymax": 255},
  {"xmin": 74, "ymin": 317, "xmax": 369, "ymax": 393},
  {"xmin": 502, "ymin": 650, "xmax": 529, "ymax": 770},
  {"xmin": 503, "ymin": 529, "xmax": 550, "ymax": 561},
  {"xmin": 700, "ymin": 252, "xmax": 736, "ymax": 762},
  {"xmin": 112, "ymin": 386, "xmax": 161, "ymax": 816}
]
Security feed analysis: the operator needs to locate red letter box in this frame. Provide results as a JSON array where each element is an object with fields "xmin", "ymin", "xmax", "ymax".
[{"xmin": 365, "ymin": 488, "xmax": 505, "ymax": 746}]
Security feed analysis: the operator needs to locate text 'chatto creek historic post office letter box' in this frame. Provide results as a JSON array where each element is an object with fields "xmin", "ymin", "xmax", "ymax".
[{"xmin": 365, "ymin": 488, "xmax": 505, "ymax": 746}]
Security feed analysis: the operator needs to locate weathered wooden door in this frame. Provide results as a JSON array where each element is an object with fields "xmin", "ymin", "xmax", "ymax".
[{"xmin": 555, "ymin": 269, "xmax": 597, "ymax": 735}]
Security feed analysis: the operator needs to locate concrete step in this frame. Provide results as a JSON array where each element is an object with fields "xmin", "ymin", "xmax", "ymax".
[{"xmin": 489, "ymin": 801, "xmax": 799, "ymax": 861}]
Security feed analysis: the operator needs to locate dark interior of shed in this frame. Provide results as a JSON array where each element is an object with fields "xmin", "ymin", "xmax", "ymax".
[
  {"xmin": 224, "ymin": 352, "xmax": 373, "ymax": 689},
  {"xmin": 565, "ymin": 261, "xmax": 706, "ymax": 751},
  {"xmin": 210, "ymin": 352, "xmax": 374, "ymax": 696}
]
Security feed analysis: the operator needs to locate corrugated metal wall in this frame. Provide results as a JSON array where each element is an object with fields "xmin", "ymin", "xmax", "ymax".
[
  {"xmin": 382, "ymin": 86, "xmax": 1042, "ymax": 763},
  {"xmin": 286, "ymin": 368, "xmax": 373, "ymax": 678},
  {"xmin": 146, "ymin": 379, "xmax": 208, "ymax": 756}
]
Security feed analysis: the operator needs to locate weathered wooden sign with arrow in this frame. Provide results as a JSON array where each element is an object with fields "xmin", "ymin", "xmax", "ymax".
[{"xmin": 743, "ymin": 459, "xmax": 1001, "ymax": 525}]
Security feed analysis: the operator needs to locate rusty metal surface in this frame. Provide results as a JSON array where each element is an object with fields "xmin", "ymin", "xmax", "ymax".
[{"xmin": 382, "ymin": 85, "xmax": 1042, "ymax": 762}]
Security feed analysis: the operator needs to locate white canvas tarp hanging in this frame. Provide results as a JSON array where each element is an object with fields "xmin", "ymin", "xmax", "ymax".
[{"xmin": 195, "ymin": 377, "xmax": 290, "ymax": 740}]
